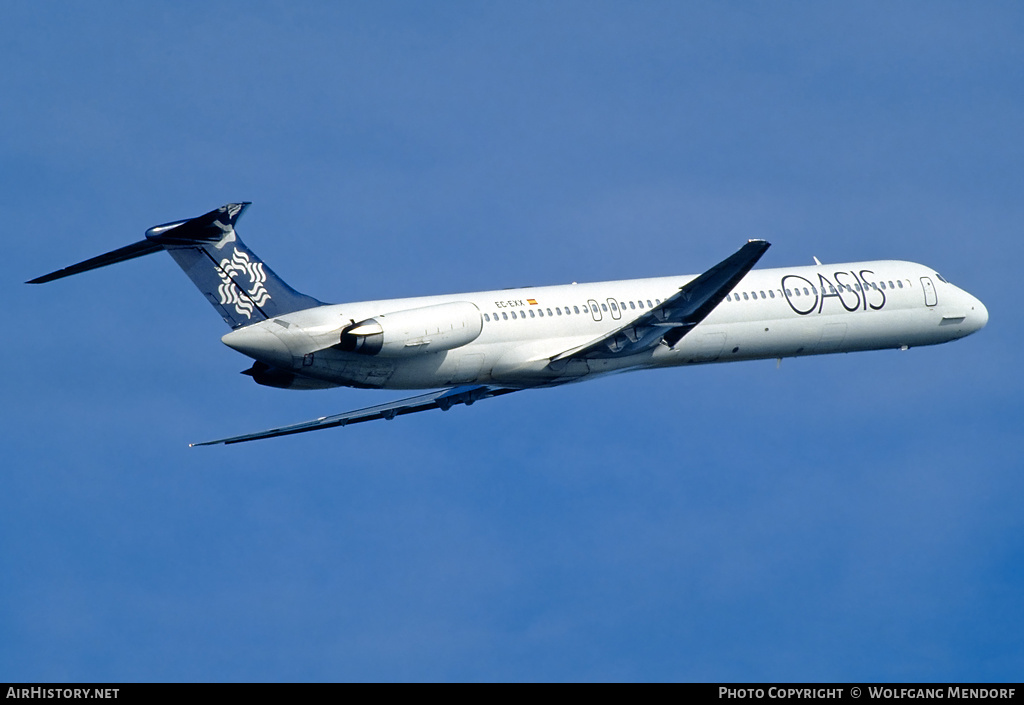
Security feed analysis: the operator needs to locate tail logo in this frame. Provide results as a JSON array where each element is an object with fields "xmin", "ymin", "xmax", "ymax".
[
  {"xmin": 216, "ymin": 249, "xmax": 271, "ymax": 319},
  {"xmin": 211, "ymin": 204, "xmax": 245, "ymax": 250}
]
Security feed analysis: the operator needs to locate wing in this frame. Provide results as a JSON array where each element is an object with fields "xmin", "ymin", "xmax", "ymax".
[
  {"xmin": 190, "ymin": 384, "xmax": 518, "ymax": 446},
  {"xmin": 552, "ymin": 239, "xmax": 770, "ymax": 362}
]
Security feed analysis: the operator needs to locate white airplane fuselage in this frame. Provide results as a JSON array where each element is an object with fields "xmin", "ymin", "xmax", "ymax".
[
  {"xmin": 222, "ymin": 259, "xmax": 988, "ymax": 391},
  {"xmin": 30, "ymin": 203, "xmax": 989, "ymax": 444}
]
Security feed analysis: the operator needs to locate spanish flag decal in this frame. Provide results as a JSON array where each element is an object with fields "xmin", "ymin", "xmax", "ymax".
[{"xmin": 527, "ymin": 299, "xmax": 538, "ymax": 305}]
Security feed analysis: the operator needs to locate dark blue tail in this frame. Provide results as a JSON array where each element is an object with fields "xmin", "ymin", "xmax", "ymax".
[
  {"xmin": 29, "ymin": 203, "xmax": 324, "ymax": 329},
  {"xmin": 148, "ymin": 203, "xmax": 322, "ymax": 328}
]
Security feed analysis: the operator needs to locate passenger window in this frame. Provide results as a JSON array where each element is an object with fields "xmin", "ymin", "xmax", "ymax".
[
  {"xmin": 556, "ymin": 307, "xmax": 562, "ymax": 316},
  {"xmin": 501, "ymin": 312, "xmax": 508, "ymax": 320},
  {"xmin": 803, "ymin": 288, "xmax": 809, "ymax": 296},
  {"xmin": 574, "ymin": 306, "xmax": 580, "ymax": 314},
  {"xmin": 537, "ymin": 309, "xmax": 544, "ymax": 317},
  {"xmin": 768, "ymin": 290, "xmax": 775, "ymax": 299},
  {"xmin": 889, "ymin": 281, "xmax": 895, "ymax": 289},
  {"xmin": 601, "ymin": 304, "xmax": 608, "ymax": 312},
  {"xmin": 785, "ymin": 289, "xmax": 792, "ymax": 296},
  {"xmin": 656, "ymin": 299, "xmax": 661, "ymax": 304},
  {"xmin": 546, "ymin": 308, "xmax": 553, "ymax": 316},
  {"xmin": 529, "ymin": 309, "xmax": 535, "ymax": 318},
  {"xmin": 484, "ymin": 313, "xmax": 490, "ymax": 322},
  {"xmin": 629, "ymin": 301, "xmax": 636, "ymax": 310},
  {"xmin": 742, "ymin": 292, "xmax": 749, "ymax": 300},
  {"xmin": 726, "ymin": 294, "xmax": 732, "ymax": 302},
  {"xmin": 510, "ymin": 311, "xmax": 517, "ymax": 319},
  {"xmin": 760, "ymin": 291, "xmax": 766, "ymax": 299},
  {"xmin": 638, "ymin": 300, "xmax": 645, "ymax": 309},
  {"xmin": 898, "ymin": 281, "xmax": 904, "ymax": 289},
  {"xmin": 647, "ymin": 300, "xmax": 653, "ymax": 308}
]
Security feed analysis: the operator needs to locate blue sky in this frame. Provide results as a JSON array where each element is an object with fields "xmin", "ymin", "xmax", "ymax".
[{"xmin": 3, "ymin": 1, "xmax": 1022, "ymax": 682}]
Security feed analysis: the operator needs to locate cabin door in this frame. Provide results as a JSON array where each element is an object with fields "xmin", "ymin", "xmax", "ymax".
[
  {"xmin": 920, "ymin": 277, "xmax": 937, "ymax": 307},
  {"xmin": 606, "ymin": 298, "xmax": 622, "ymax": 320}
]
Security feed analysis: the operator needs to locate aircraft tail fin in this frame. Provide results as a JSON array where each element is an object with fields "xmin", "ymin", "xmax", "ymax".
[
  {"xmin": 151, "ymin": 203, "xmax": 323, "ymax": 328},
  {"xmin": 28, "ymin": 203, "xmax": 324, "ymax": 329}
]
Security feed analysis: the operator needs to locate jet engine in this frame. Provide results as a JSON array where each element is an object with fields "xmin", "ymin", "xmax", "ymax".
[
  {"xmin": 242, "ymin": 362, "xmax": 341, "ymax": 390},
  {"xmin": 337, "ymin": 301, "xmax": 483, "ymax": 357}
]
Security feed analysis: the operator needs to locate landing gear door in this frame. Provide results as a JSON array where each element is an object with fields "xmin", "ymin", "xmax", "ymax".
[{"xmin": 921, "ymin": 277, "xmax": 937, "ymax": 307}]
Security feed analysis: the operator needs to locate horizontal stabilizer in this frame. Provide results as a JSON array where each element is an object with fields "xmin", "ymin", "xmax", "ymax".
[
  {"xmin": 145, "ymin": 202, "xmax": 251, "ymax": 244},
  {"xmin": 27, "ymin": 239, "xmax": 163, "ymax": 284},
  {"xmin": 25, "ymin": 202, "xmax": 252, "ymax": 285},
  {"xmin": 190, "ymin": 385, "xmax": 518, "ymax": 446}
]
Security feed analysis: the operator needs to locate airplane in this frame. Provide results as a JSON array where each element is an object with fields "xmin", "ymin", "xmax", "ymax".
[{"xmin": 28, "ymin": 202, "xmax": 988, "ymax": 445}]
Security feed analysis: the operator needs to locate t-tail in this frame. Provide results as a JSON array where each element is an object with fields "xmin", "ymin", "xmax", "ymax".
[{"xmin": 27, "ymin": 203, "xmax": 323, "ymax": 328}]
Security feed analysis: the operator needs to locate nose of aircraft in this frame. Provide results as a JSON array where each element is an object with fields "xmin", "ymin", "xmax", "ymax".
[{"xmin": 967, "ymin": 293, "xmax": 989, "ymax": 334}]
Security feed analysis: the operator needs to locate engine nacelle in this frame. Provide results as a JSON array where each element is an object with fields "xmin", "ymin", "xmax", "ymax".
[
  {"xmin": 242, "ymin": 362, "xmax": 341, "ymax": 390},
  {"xmin": 337, "ymin": 301, "xmax": 483, "ymax": 357}
]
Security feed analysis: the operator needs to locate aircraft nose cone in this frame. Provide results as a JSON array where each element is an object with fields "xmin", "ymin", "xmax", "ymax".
[
  {"xmin": 222, "ymin": 324, "xmax": 293, "ymax": 367},
  {"xmin": 974, "ymin": 298, "xmax": 989, "ymax": 331},
  {"xmin": 964, "ymin": 293, "xmax": 988, "ymax": 334}
]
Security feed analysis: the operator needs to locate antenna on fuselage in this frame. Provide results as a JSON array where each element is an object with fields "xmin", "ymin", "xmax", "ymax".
[{"xmin": 813, "ymin": 256, "xmax": 822, "ymax": 265}]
